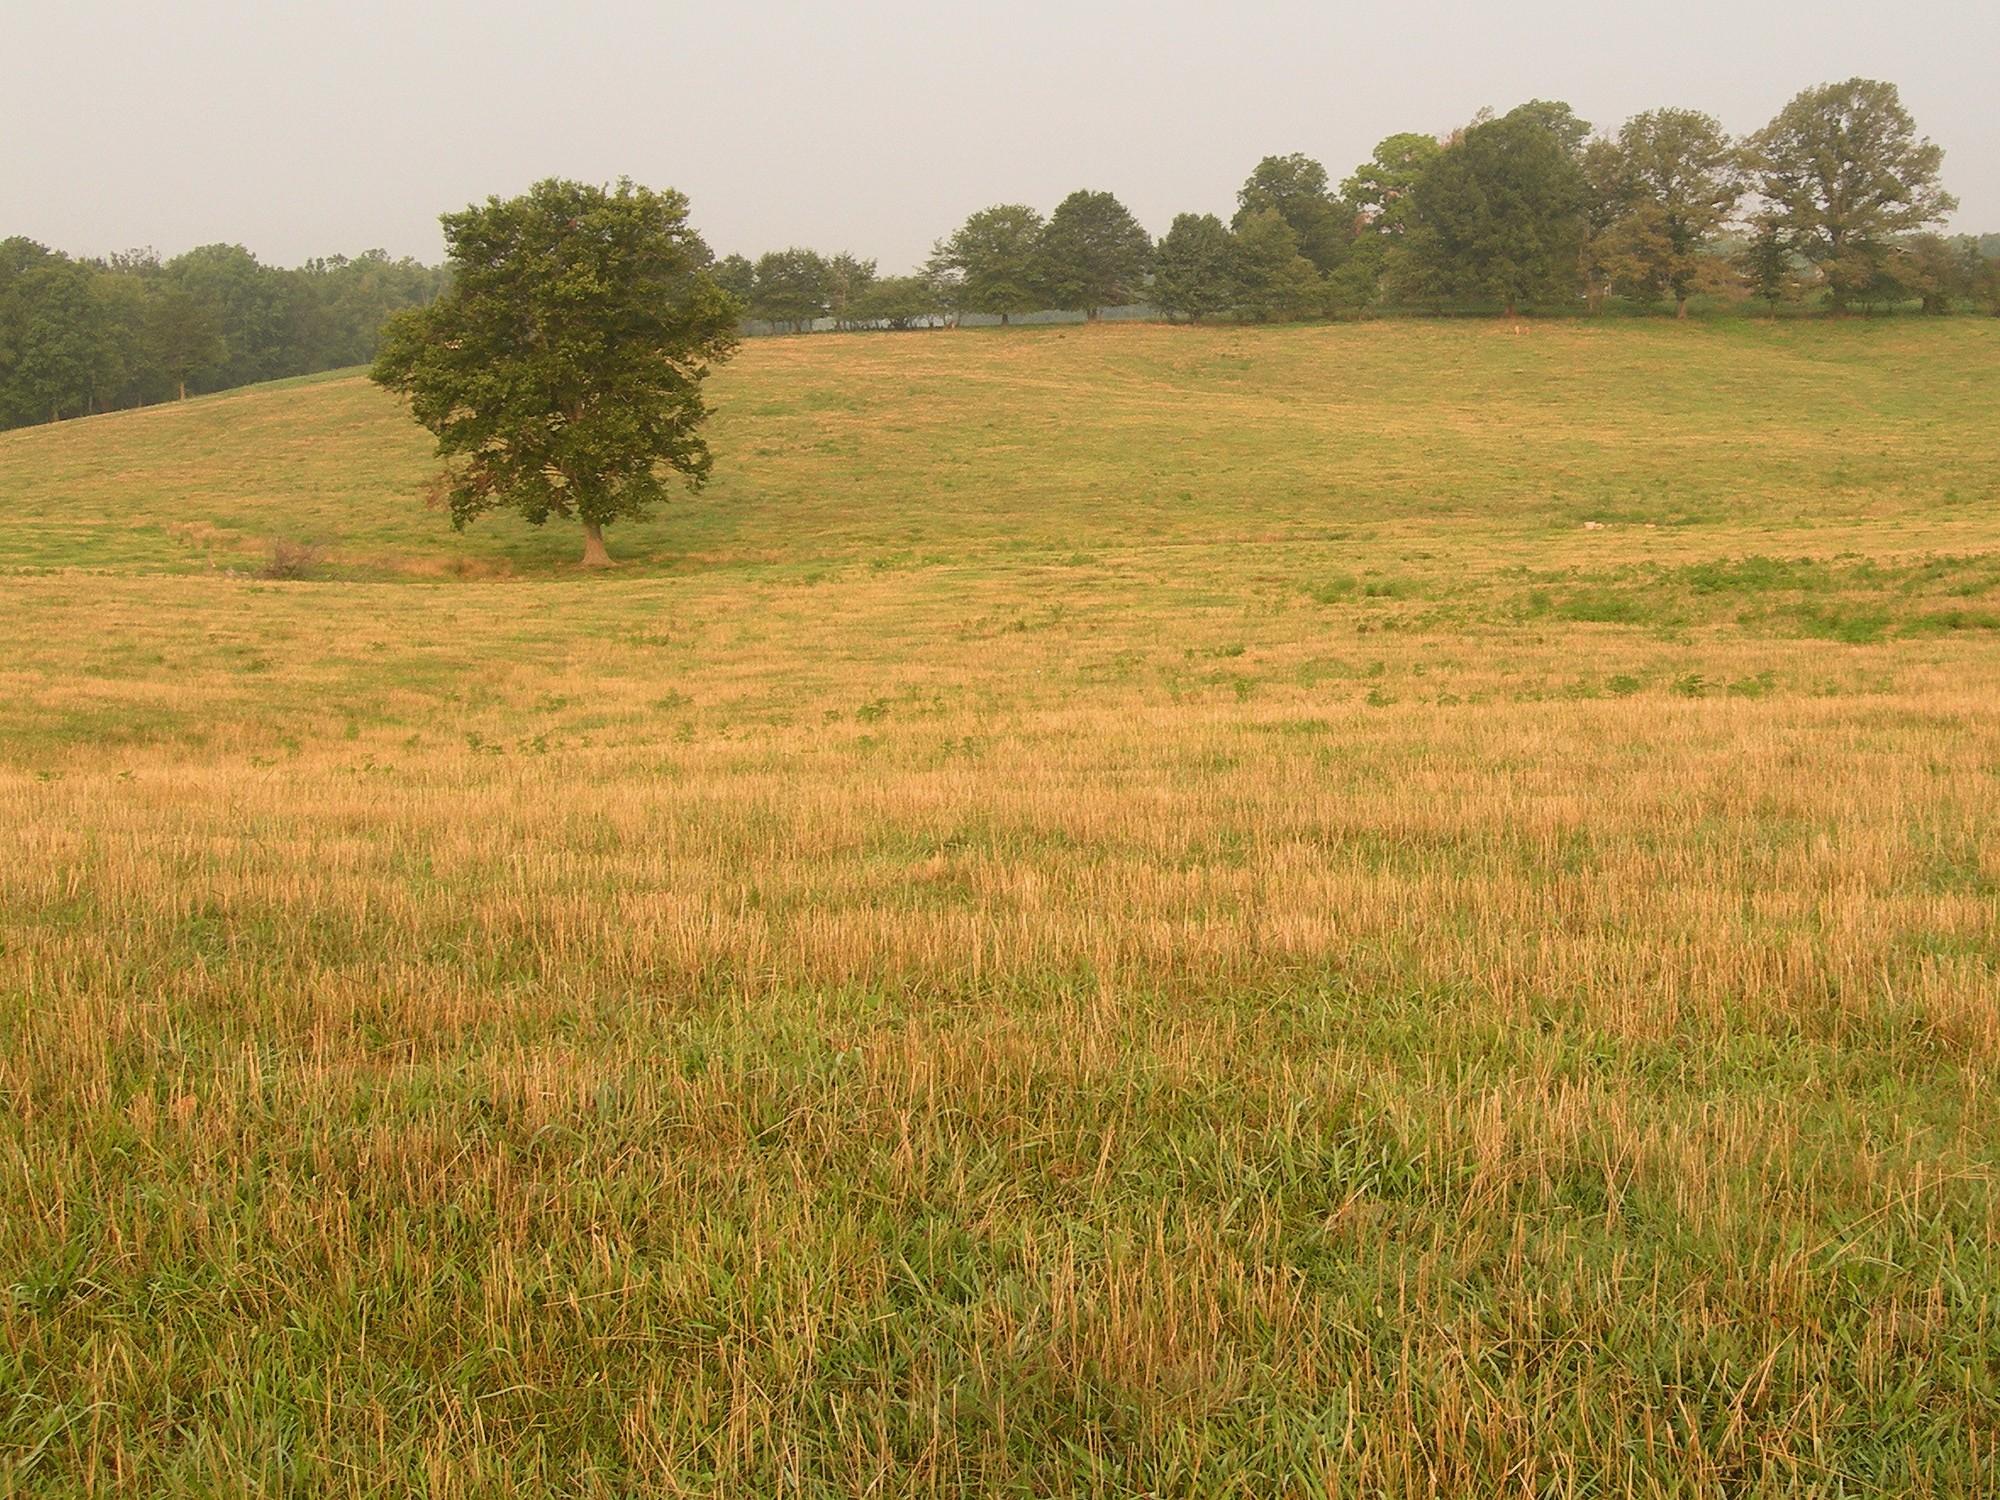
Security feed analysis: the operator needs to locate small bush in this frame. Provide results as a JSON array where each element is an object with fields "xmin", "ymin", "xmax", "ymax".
[{"xmin": 259, "ymin": 538, "xmax": 323, "ymax": 580}]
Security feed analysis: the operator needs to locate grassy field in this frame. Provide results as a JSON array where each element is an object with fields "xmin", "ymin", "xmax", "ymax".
[{"xmin": 3, "ymin": 319, "xmax": 1999, "ymax": 1496}]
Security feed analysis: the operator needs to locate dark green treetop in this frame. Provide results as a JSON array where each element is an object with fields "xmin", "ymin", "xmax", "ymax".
[{"xmin": 1410, "ymin": 103, "xmax": 1592, "ymax": 315}]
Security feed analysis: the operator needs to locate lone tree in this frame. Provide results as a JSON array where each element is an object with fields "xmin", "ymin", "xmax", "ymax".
[
  {"xmin": 1750, "ymin": 79, "xmax": 1956, "ymax": 310},
  {"xmin": 372, "ymin": 178, "xmax": 738, "ymax": 568}
]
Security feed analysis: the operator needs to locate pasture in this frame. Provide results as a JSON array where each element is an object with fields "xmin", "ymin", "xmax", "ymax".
[{"xmin": 3, "ymin": 319, "xmax": 1999, "ymax": 1495}]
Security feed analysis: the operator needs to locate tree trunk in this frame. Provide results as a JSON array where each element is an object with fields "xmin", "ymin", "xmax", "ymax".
[
  {"xmin": 581, "ymin": 520, "xmax": 613, "ymax": 568},
  {"xmin": 1676, "ymin": 295, "xmax": 1689, "ymax": 320},
  {"xmin": 1000, "ymin": 312, "xmax": 1010, "ymax": 326},
  {"xmin": 1504, "ymin": 296, "xmax": 1518, "ymax": 319},
  {"xmin": 177, "ymin": 379, "xmax": 187, "ymax": 401}
]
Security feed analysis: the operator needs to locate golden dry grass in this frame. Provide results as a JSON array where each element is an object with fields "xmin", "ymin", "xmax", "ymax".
[{"xmin": 2, "ymin": 320, "xmax": 1998, "ymax": 1495}]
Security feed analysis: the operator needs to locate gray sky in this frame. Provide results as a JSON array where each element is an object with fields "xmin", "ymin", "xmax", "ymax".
[{"xmin": 4, "ymin": 1, "xmax": 1993, "ymax": 273}]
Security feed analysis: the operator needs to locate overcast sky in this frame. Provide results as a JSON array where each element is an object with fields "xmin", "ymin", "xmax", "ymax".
[{"xmin": 4, "ymin": 1, "xmax": 1993, "ymax": 273}]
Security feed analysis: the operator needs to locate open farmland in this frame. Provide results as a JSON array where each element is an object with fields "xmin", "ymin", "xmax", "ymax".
[{"xmin": 3, "ymin": 320, "xmax": 2000, "ymax": 1495}]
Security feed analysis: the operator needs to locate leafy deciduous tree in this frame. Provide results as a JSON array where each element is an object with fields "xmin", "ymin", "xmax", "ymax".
[
  {"xmin": 371, "ymin": 179, "xmax": 738, "ymax": 569},
  {"xmin": 1751, "ymin": 78, "xmax": 1957, "ymax": 310},
  {"xmin": 1735, "ymin": 214, "xmax": 1802, "ymax": 315},
  {"xmin": 1037, "ymin": 190, "xmax": 1151, "ymax": 319},
  {"xmin": 851, "ymin": 275, "xmax": 943, "ymax": 329},
  {"xmin": 931, "ymin": 205, "xmax": 1047, "ymax": 324},
  {"xmin": 1600, "ymin": 109, "xmax": 1745, "ymax": 317},
  {"xmin": 825, "ymin": 253, "xmax": 878, "ymax": 328},
  {"xmin": 1231, "ymin": 210, "xmax": 1324, "ymax": 322},
  {"xmin": 748, "ymin": 248, "xmax": 830, "ymax": 332},
  {"xmin": 1410, "ymin": 102, "xmax": 1592, "ymax": 316},
  {"xmin": 1234, "ymin": 154, "xmax": 1350, "ymax": 275},
  {"xmin": 1150, "ymin": 213, "xmax": 1237, "ymax": 323}
]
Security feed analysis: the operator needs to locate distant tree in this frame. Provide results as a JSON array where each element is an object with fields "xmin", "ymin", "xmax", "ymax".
[
  {"xmin": 1231, "ymin": 209, "xmax": 1325, "ymax": 321},
  {"xmin": 710, "ymin": 254, "xmax": 756, "ymax": 306},
  {"xmin": 7, "ymin": 257, "xmax": 105, "ymax": 424},
  {"xmin": 1337, "ymin": 135, "xmax": 1443, "ymax": 313},
  {"xmin": 749, "ymin": 248, "xmax": 829, "ymax": 332},
  {"xmin": 850, "ymin": 274, "xmax": 943, "ymax": 329},
  {"xmin": 1578, "ymin": 137, "xmax": 1631, "ymax": 314},
  {"xmin": 1234, "ymin": 154, "xmax": 1350, "ymax": 274},
  {"xmin": 146, "ymin": 287, "xmax": 226, "ymax": 400},
  {"xmin": 0, "ymin": 238, "xmax": 58, "ymax": 424},
  {"xmin": 1151, "ymin": 213, "xmax": 1237, "ymax": 322},
  {"xmin": 825, "ymin": 253, "xmax": 878, "ymax": 328},
  {"xmin": 1750, "ymin": 78, "xmax": 1957, "ymax": 311},
  {"xmin": 1037, "ymin": 190, "xmax": 1151, "ymax": 318},
  {"xmin": 1598, "ymin": 109, "xmax": 1746, "ymax": 317},
  {"xmin": 1893, "ymin": 234, "xmax": 1964, "ymax": 314},
  {"xmin": 1964, "ymin": 240, "xmax": 2000, "ymax": 314},
  {"xmin": 371, "ymin": 178, "xmax": 738, "ymax": 568},
  {"xmin": 164, "ymin": 243, "xmax": 290, "ymax": 388},
  {"xmin": 1410, "ymin": 102, "xmax": 1592, "ymax": 316},
  {"xmin": 1735, "ymin": 214, "xmax": 1802, "ymax": 315},
  {"xmin": 288, "ymin": 250, "xmax": 450, "ymax": 371},
  {"xmin": 1343, "ymin": 133, "xmax": 1442, "ymax": 237},
  {"xmin": 933, "ymin": 205, "xmax": 1046, "ymax": 324},
  {"xmin": 86, "ymin": 264, "xmax": 156, "ymax": 410}
]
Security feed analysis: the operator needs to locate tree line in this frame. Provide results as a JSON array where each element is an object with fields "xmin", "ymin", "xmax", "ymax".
[
  {"xmin": 718, "ymin": 78, "xmax": 1996, "ymax": 331},
  {"xmin": 6, "ymin": 76, "xmax": 1995, "ymax": 436},
  {"xmin": 0, "ymin": 240, "xmax": 446, "ymax": 431}
]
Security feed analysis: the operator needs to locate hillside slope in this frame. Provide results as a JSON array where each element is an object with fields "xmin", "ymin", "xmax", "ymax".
[{"xmin": 4, "ymin": 318, "xmax": 1997, "ymax": 577}]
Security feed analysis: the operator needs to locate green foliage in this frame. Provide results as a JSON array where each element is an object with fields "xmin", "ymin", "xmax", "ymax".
[
  {"xmin": 370, "ymin": 178, "xmax": 738, "ymax": 566},
  {"xmin": 1342, "ymin": 133, "xmax": 1442, "ymax": 239},
  {"xmin": 1036, "ymin": 190, "xmax": 1151, "ymax": 318},
  {"xmin": 1735, "ymin": 215, "xmax": 1802, "ymax": 314},
  {"xmin": 825, "ymin": 253, "xmax": 878, "ymax": 327},
  {"xmin": 850, "ymin": 274, "xmax": 944, "ymax": 329},
  {"xmin": 931, "ymin": 205, "xmax": 1047, "ymax": 323},
  {"xmin": 0, "ymin": 235, "xmax": 443, "ymax": 430},
  {"xmin": 1150, "ymin": 213, "xmax": 1237, "ymax": 323},
  {"xmin": 1595, "ymin": 109, "xmax": 1745, "ymax": 315},
  {"xmin": 1234, "ymin": 153, "xmax": 1352, "ymax": 275},
  {"xmin": 0, "ymin": 250, "xmax": 105, "ymax": 425},
  {"xmin": 1751, "ymin": 78, "xmax": 1958, "ymax": 309},
  {"xmin": 748, "ymin": 247, "xmax": 831, "ymax": 330},
  {"xmin": 710, "ymin": 253, "xmax": 756, "ymax": 303},
  {"xmin": 1409, "ymin": 103, "xmax": 1592, "ymax": 315},
  {"xmin": 1231, "ymin": 210, "xmax": 1325, "ymax": 322}
]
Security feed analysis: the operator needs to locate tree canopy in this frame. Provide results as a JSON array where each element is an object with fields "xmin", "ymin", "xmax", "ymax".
[
  {"xmin": 1234, "ymin": 154, "xmax": 1350, "ymax": 274},
  {"xmin": 370, "ymin": 178, "xmax": 738, "ymax": 568},
  {"xmin": 1599, "ymin": 109, "xmax": 1745, "ymax": 316},
  {"xmin": 930, "ymin": 206, "xmax": 1047, "ymax": 324},
  {"xmin": 1037, "ymin": 191, "xmax": 1151, "ymax": 318},
  {"xmin": 1410, "ymin": 103, "xmax": 1592, "ymax": 316},
  {"xmin": 1151, "ymin": 213, "xmax": 1237, "ymax": 323},
  {"xmin": 1751, "ymin": 78, "xmax": 1958, "ymax": 309}
]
